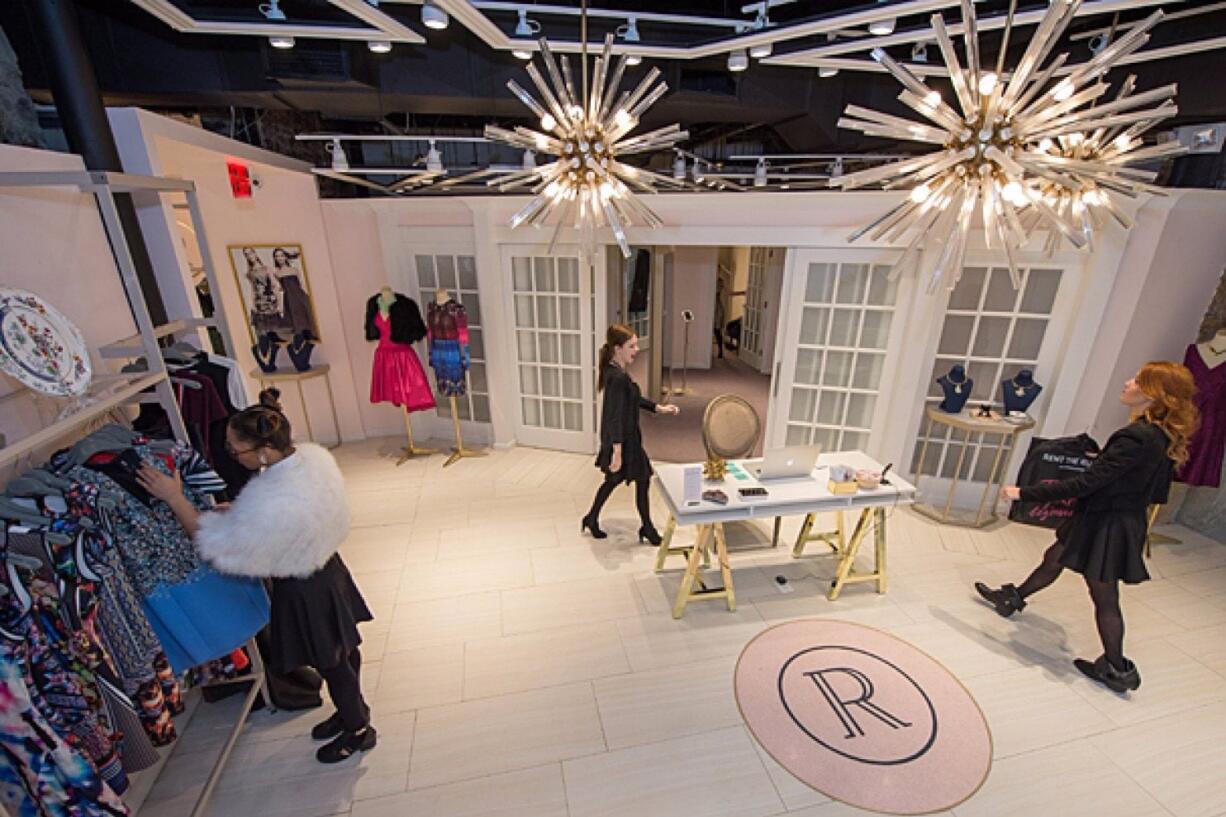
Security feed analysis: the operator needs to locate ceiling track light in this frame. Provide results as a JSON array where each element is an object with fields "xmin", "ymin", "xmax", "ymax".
[
  {"xmin": 515, "ymin": 8, "xmax": 541, "ymax": 38},
  {"xmin": 728, "ymin": 49, "xmax": 749, "ymax": 72},
  {"xmin": 512, "ymin": 49, "xmax": 534, "ymax": 60},
  {"xmin": 258, "ymin": 0, "xmax": 286, "ymax": 22},
  {"xmin": 911, "ymin": 41, "xmax": 928, "ymax": 63},
  {"xmin": 753, "ymin": 158, "xmax": 768, "ymax": 187},
  {"xmin": 673, "ymin": 152, "xmax": 687, "ymax": 180},
  {"xmin": 422, "ymin": 0, "xmax": 449, "ymax": 31},
  {"xmin": 268, "ymin": 35, "xmax": 295, "ymax": 49},
  {"xmin": 819, "ymin": 66, "xmax": 838, "ymax": 78},
  {"xmin": 425, "ymin": 139, "xmax": 444, "ymax": 173},
  {"xmin": 368, "ymin": 40, "xmax": 392, "ymax": 54},
  {"xmin": 750, "ymin": 42, "xmax": 773, "ymax": 59},
  {"xmin": 616, "ymin": 17, "xmax": 642, "ymax": 65},
  {"xmin": 868, "ymin": 0, "xmax": 895, "ymax": 36}
]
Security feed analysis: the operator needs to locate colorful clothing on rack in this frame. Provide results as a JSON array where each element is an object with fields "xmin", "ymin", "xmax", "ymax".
[
  {"xmin": 370, "ymin": 313, "xmax": 436, "ymax": 411},
  {"xmin": 0, "ymin": 653, "xmax": 128, "ymax": 817},
  {"xmin": 55, "ymin": 442, "xmax": 269, "ymax": 674},
  {"xmin": 0, "ymin": 568, "xmax": 125, "ymax": 796},
  {"xmin": 426, "ymin": 299, "xmax": 470, "ymax": 397}
]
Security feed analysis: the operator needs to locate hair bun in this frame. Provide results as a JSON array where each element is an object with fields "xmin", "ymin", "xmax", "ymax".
[{"xmin": 259, "ymin": 387, "xmax": 283, "ymax": 413}]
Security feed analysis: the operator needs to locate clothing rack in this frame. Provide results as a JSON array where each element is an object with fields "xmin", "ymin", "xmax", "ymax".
[{"xmin": 0, "ymin": 170, "xmax": 264, "ymax": 817}]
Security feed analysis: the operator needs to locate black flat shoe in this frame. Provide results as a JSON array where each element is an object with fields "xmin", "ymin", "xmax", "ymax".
[
  {"xmin": 1075, "ymin": 655, "xmax": 1141, "ymax": 693},
  {"xmin": 974, "ymin": 582, "xmax": 1026, "ymax": 618},
  {"xmin": 310, "ymin": 712, "xmax": 344, "ymax": 741},
  {"xmin": 581, "ymin": 516, "xmax": 608, "ymax": 539},
  {"xmin": 316, "ymin": 726, "xmax": 377, "ymax": 764},
  {"xmin": 638, "ymin": 526, "xmax": 663, "ymax": 546}
]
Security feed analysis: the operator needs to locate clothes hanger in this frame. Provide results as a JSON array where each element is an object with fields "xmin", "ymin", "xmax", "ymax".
[
  {"xmin": 170, "ymin": 376, "xmax": 203, "ymax": 390},
  {"xmin": 4, "ymin": 476, "xmax": 61, "ymax": 499},
  {"xmin": 0, "ymin": 498, "xmax": 51, "ymax": 528}
]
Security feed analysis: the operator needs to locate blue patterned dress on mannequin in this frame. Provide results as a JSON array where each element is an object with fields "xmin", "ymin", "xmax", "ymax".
[{"xmin": 426, "ymin": 299, "xmax": 470, "ymax": 397}]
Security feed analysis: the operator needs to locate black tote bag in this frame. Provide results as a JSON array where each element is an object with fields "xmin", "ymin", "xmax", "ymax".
[{"xmin": 1008, "ymin": 433, "xmax": 1101, "ymax": 529}]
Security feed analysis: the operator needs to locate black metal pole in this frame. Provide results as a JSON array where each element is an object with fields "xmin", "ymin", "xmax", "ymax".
[{"xmin": 24, "ymin": 0, "xmax": 169, "ymax": 325}]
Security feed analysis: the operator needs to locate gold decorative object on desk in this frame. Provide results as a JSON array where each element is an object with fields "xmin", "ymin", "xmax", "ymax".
[{"xmin": 703, "ymin": 457, "xmax": 727, "ymax": 481}]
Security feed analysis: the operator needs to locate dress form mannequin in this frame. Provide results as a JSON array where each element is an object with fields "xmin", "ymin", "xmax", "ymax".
[
  {"xmin": 936, "ymin": 364, "xmax": 973, "ymax": 413},
  {"xmin": 376, "ymin": 284, "xmax": 436, "ymax": 464},
  {"xmin": 1196, "ymin": 328, "xmax": 1226, "ymax": 369},
  {"xmin": 427, "ymin": 289, "xmax": 486, "ymax": 467},
  {"xmin": 1001, "ymin": 368, "xmax": 1042, "ymax": 415}
]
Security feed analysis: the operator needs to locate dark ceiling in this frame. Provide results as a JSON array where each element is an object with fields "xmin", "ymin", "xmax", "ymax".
[{"xmin": 3, "ymin": 0, "xmax": 1225, "ymax": 183}]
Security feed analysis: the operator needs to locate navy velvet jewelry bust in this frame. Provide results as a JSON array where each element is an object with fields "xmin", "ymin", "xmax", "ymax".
[
  {"xmin": 1001, "ymin": 368, "xmax": 1042, "ymax": 414},
  {"xmin": 252, "ymin": 332, "xmax": 283, "ymax": 374},
  {"xmin": 937, "ymin": 364, "xmax": 973, "ymax": 413}
]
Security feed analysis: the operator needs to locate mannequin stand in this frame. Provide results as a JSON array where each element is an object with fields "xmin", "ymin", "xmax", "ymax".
[
  {"xmin": 444, "ymin": 395, "xmax": 487, "ymax": 467},
  {"xmin": 672, "ymin": 321, "xmax": 692, "ymax": 396},
  {"xmin": 396, "ymin": 406, "xmax": 437, "ymax": 466}
]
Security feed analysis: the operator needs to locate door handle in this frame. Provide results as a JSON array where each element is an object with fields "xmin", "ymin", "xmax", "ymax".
[{"xmin": 772, "ymin": 361, "xmax": 782, "ymax": 398}]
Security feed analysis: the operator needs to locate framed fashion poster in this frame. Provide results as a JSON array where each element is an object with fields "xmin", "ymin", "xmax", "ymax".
[{"xmin": 227, "ymin": 244, "xmax": 323, "ymax": 344}]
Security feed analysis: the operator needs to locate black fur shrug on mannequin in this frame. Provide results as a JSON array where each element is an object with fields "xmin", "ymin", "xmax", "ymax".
[{"xmin": 364, "ymin": 292, "xmax": 427, "ymax": 345}]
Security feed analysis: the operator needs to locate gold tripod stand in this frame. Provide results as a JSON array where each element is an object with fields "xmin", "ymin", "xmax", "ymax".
[
  {"xmin": 395, "ymin": 405, "xmax": 437, "ymax": 466},
  {"xmin": 444, "ymin": 395, "xmax": 487, "ymax": 467}
]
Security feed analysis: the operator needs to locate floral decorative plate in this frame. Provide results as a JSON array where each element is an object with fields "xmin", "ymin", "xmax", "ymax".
[{"xmin": 0, "ymin": 288, "xmax": 92, "ymax": 397}]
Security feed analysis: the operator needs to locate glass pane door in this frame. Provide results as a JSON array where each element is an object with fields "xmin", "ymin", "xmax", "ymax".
[
  {"xmin": 770, "ymin": 250, "xmax": 907, "ymax": 459},
  {"xmin": 741, "ymin": 247, "xmax": 768, "ymax": 369},
  {"xmin": 504, "ymin": 248, "xmax": 597, "ymax": 453}
]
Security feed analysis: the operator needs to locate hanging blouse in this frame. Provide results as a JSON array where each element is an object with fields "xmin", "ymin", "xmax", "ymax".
[{"xmin": 0, "ymin": 652, "xmax": 128, "ymax": 817}]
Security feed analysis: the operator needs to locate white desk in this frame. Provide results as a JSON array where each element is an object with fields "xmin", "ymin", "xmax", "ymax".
[{"xmin": 653, "ymin": 451, "xmax": 916, "ymax": 618}]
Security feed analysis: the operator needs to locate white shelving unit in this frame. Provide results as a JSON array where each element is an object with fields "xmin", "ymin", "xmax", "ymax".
[{"xmin": 0, "ymin": 169, "xmax": 265, "ymax": 817}]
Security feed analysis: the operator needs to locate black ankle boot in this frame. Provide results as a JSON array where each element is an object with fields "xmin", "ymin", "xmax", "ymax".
[
  {"xmin": 316, "ymin": 725, "xmax": 377, "ymax": 764},
  {"xmin": 310, "ymin": 712, "xmax": 344, "ymax": 741},
  {"xmin": 638, "ymin": 525, "xmax": 662, "ymax": 546},
  {"xmin": 581, "ymin": 515, "xmax": 607, "ymax": 539},
  {"xmin": 974, "ymin": 582, "xmax": 1027, "ymax": 618},
  {"xmin": 1074, "ymin": 655, "xmax": 1141, "ymax": 693}
]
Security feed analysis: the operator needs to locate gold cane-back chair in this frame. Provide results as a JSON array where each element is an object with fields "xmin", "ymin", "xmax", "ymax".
[{"xmin": 702, "ymin": 394, "xmax": 783, "ymax": 547}]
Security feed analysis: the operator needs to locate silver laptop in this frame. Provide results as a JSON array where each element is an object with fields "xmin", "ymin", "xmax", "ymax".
[{"xmin": 754, "ymin": 445, "xmax": 822, "ymax": 481}]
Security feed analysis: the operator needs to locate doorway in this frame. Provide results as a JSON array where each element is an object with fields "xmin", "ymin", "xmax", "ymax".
[{"xmin": 612, "ymin": 245, "xmax": 782, "ymax": 464}]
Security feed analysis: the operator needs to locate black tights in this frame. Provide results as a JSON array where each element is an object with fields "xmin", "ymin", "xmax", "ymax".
[
  {"xmin": 318, "ymin": 648, "xmax": 370, "ymax": 732},
  {"xmin": 587, "ymin": 473, "xmax": 654, "ymax": 530},
  {"xmin": 1017, "ymin": 542, "xmax": 1126, "ymax": 670}
]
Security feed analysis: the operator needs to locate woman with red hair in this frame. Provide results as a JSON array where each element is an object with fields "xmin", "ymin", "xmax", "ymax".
[{"xmin": 975, "ymin": 362, "xmax": 1199, "ymax": 692}]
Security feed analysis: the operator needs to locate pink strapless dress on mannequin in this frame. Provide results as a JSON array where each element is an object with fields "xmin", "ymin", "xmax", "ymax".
[{"xmin": 370, "ymin": 313, "xmax": 436, "ymax": 411}]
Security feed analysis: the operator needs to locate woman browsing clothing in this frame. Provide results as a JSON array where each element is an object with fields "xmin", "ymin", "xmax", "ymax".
[
  {"xmin": 975, "ymin": 362, "xmax": 1198, "ymax": 693},
  {"xmin": 583, "ymin": 324, "xmax": 680, "ymax": 545},
  {"xmin": 136, "ymin": 389, "xmax": 376, "ymax": 764}
]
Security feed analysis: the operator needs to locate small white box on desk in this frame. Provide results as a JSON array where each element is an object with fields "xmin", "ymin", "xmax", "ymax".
[{"xmin": 683, "ymin": 466, "xmax": 703, "ymax": 506}]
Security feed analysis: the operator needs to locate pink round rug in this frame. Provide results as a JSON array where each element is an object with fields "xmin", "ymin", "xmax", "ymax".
[{"xmin": 735, "ymin": 620, "xmax": 992, "ymax": 815}]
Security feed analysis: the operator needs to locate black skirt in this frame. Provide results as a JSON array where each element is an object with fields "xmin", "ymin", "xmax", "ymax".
[
  {"xmin": 267, "ymin": 554, "xmax": 372, "ymax": 674},
  {"xmin": 596, "ymin": 428, "xmax": 654, "ymax": 484},
  {"xmin": 1055, "ymin": 508, "xmax": 1150, "ymax": 584}
]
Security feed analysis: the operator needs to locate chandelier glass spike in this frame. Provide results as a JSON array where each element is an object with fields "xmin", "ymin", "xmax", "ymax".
[
  {"xmin": 831, "ymin": 0, "xmax": 1186, "ymax": 292},
  {"xmin": 484, "ymin": 30, "xmax": 688, "ymax": 263}
]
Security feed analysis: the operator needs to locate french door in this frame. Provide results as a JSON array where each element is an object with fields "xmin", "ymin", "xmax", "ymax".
[
  {"xmin": 502, "ymin": 246, "xmax": 602, "ymax": 453},
  {"xmin": 741, "ymin": 247, "xmax": 769, "ymax": 370},
  {"xmin": 768, "ymin": 249, "xmax": 911, "ymax": 460}
]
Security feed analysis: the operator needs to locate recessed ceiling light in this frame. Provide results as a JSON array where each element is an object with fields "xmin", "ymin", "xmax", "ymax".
[
  {"xmin": 626, "ymin": 54, "xmax": 642, "ymax": 66},
  {"xmin": 422, "ymin": 0, "xmax": 449, "ymax": 31},
  {"xmin": 819, "ymin": 66, "xmax": 839, "ymax": 78},
  {"xmin": 269, "ymin": 35, "xmax": 295, "ymax": 49},
  {"xmin": 512, "ymin": 48, "xmax": 533, "ymax": 60},
  {"xmin": 750, "ymin": 42, "xmax": 772, "ymax": 59},
  {"xmin": 728, "ymin": 49, "xmax": 749, "ymax": 72},
  {"xmin": 868, "ymin": 18, "xmax": 896, "ymax": 36},
  {"xmin": 368, "ymin": 40, "xmax": 392, "ymax": 54}
]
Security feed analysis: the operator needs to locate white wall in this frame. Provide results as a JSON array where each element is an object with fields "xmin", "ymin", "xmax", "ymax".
[
  {"xmin": 1068, "ymin": 192, "xmax": 1226, "ymax": 439},
  {"xmin": 109, "ymin": 109, "xmax": 364, "ymax": 445},
  {"xmin": 0, "ymin": 146, "xmax": 137, "ymax": 473},
  {"xmin": 664, "ymin": 246, "xmax": 718, "ymax": 370}
]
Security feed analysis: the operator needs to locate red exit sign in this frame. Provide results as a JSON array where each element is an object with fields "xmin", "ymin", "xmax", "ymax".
[{"xmin": 227, "ymin": 160, "xmax": 252, "ymax": 198}]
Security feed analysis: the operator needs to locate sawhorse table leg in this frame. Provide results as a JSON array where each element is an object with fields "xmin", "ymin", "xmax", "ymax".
[
  {"xmin": 828, "ymin": 507, "xmax": 888, "ymax": 601},
  {"xmin": 792, "ymin": 511, "xmax": 846, "ymax": 559},
  {"xmin": 655, "ymin": 514, "xmax": 708, "ymax": 572},
  {"xmin": 671, "ymin": 523, "xmax": 736, "ymax": 619}
]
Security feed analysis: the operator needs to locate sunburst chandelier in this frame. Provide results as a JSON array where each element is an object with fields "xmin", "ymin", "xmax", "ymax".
[
  {"xmin": 484, "ymin": 14, "xmax": 688, "ymax": 264},
  {"xmin": 831, "ymin": 0, "xmax": 1186, "ymax": 292}
]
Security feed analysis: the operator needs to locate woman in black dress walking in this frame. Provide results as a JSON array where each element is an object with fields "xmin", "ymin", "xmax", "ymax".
[
  {"xmin": 583, "ymin": 324, "xmax": 680, "ymax": 545},
  {"xmin": 975, "ymin": 361, "xmax": 1198, "ymax": 692}
]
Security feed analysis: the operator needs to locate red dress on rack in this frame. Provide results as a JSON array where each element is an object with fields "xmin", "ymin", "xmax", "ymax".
[{"xmin": 369, "ymin": 313, "xmax": 436, "ymax": 411}]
